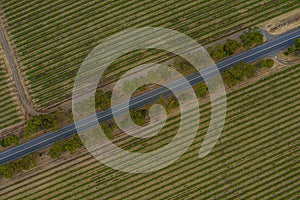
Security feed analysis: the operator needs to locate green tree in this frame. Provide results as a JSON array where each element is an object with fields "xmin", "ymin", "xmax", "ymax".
[
  {"xmin": 130, "ymin": 109, "xmax": 147, "ymax": 126},
  {"xmin": 222, "ymin": 61, "xmax": 259, "ymax": 87},
  {"xmin": 167, "ymin": 96, "xmax": 179, "ymax": 110},
  {"xmin": 24, "ymin": 114, "xmax": 58, "ymax": 138},
  {"xmin": 95, "ymin": 89, "xmax": 112, "ymax": 110},
  {"xmin": 256, "ymin": 59, "xmax": 274, "ymax": 68},
  {"xmin": 1, "ymin": 135, "xmax": 19, "ymax": 147},
  {"xmin": 242, "ymin": 62, "xmax": 256, "ymax": 78},
  {"xmin": 50, "ymin": 141, "xmax": 65, "ymax": 158},
  {"xmin": 210, "ymin": 44, "xmax": 226, "ymax": 60},
  {"xmin": 193, "ymin": 82, "xmax": 207, "ymax": 98},
  {"xmin": 295, "ymin": 38, "xmax": 300, "ymax": 50},
  {"xmin": 285, "ymin": 38, "xmax": 300, "ymax": 56},
  {"xmin": 288, "ymin": 45, "xmax": 297, "ymax": 54},
  {"xmin": 240, "ymin": 27, "xmax": 263, "ymax": 49},
  {"xmin": 0, "ymin": 164, "xmax": 14, "ymax": 178},
  {"xmin": 224, "ymin": 39, "xmax": 241, "ymax": 55},
  {"xmin": 0, "ymin": 154, "xmax": 37, "ymax": 178}
]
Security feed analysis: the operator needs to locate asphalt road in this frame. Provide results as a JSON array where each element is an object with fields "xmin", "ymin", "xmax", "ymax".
[
  {"xmin": 0, "ymin": 24, "xmax": 40, "ymax": 115},
  {"xmin": 0, "ymin": 27, "xmax": 299, "ymax": 165}
]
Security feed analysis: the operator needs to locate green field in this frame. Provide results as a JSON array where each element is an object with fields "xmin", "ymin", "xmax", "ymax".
[
  {"xmin": 1, "ymin": 0, "xmax": 299, "ymax": 109},
  {"xmin": 1, "ymin": 64, "xmax": 299, "ymax": 199},
  {"xmin": 0, "ymin": 46, "xmax": 23, "ymax": 133}
]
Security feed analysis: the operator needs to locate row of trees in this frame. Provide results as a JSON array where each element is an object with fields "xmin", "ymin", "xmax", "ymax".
[
  {"xmin": 0, "ymin": 134, "xmax": 19, "ymax": 147},
  {"xmin": 74, "ymin": 89, "xmax": 112, "ymax": 114},
  {"xmin": 222, "ymin": 59, "xmax": 274, "ymax": 87},
  {"xmin": 207, "ymin": 27, "xmax": 264, "ymax": 61},
  {"xmin": 0, "ymin": 153, "xmax": 37, "ymax": 178},
  {"xmin": 49, "ymin": 134, "xmax": 83, "ymax": 158},
  {"xmin": 207, "ymin": 39, "xmax": 241, "ymax": 60}
]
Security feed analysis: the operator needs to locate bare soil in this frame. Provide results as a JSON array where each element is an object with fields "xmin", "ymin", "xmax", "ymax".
[{"xmin": 259, "ymin": 8, "xmax": 300, "ymax": 35}]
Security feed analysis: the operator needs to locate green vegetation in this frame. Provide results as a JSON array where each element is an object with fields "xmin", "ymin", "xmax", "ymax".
[
  {"xmin": 100, "ymin": 121, "xmax": 116, "ymax": 140},
  {"xmin": 156, "ymin": 95, "xmax": 180, "ymax": 114},
  {"xmin": 207, "ymin": 27, "xmax": 264, "ymax": 61},
  {"xmin": 193, "ymin": 82, "xmax": 208, "ymax": 98},
  {"xmin": 166, "ymin": 96, "xmax": 180, "ymax": 109},
  {"xmin": 0, "ymin": 134, "xmax": 19, "ymax": 147},
  {"xmin": 3, "ymin": 64, "xmax": 299, "ymax": 198},
  {"xmin": 49, "ymin": 134, "xmax": 83, "ymax": 158},
  {"xmin": 49, "ymin": 141, "xmax": 64, "ymax": 159},
  {"xmin": 239, "ymin": 27, "xmax": 264, "ymax": 48},
  {"xmin": 208, "ymin": 40, "xmax": 241, "ymax": 60},
  {"xmin": 130, "ymin": 109, "xmax": 148, "ymax": 126},
  {"xmin": 1, "ymin": 0, "xmax": 296, "ymax": 109},
  {"xmin": 222, "ymin": 59, "xmax": 274, "ymax": 87},
  {"xmin": 0, "ymin": 0, "xmax": 299, "ymax": 198},
  {"xmin": 22, "ymin": 108, "xmax": 74, "ymax": 139},
  {"xmin": 256, "ymin": 59, "xmax": 275, "ymax": 68},
  {"xmin": 224, "ymin": 39, "xmax": 241, "ymax": 55},
  {"xmin": 173, "ymin": 57, "xmax": 196, "ymax": 76},
  {"xmin": 95, "ymin": 89, "xmax": 112, "ymax": 110},
  {"xmin": 0, "ymin": 153, "xmax": 37, "ymax": 178},
  {"xmin": 0, "ymin": 48, "xmax": 23, "ymax": 131},
  {"xmin": 285, "ymin": 38, "xmax": 300, "ymax": 56},
  {"xmin": 23, "ymin": 113, "xmax": 58, "ymax": 138}
]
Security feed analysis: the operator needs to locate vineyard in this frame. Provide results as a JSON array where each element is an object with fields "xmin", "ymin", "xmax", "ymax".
[
  {"xmin": 0, "ymin": 64, "xmax": 299, "ymax": 199},
  {"xmin": 0, "ymin": 43, "xmax": 23, "ymax": 134},
  {"xmin": 0, "ymin": 0, "xmax": 299, "ymax": 109}
]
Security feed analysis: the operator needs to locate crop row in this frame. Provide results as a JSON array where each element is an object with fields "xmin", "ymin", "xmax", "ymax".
[
  {"xmin": 234, "ymin": 156, "xmax": 299, "ymax": 199},
  {"xmin": 21, "ymin": 0, "xmax": 264, "ymax": 76},
  {"xmin": 0, "ymin": 60, "xmax": 23, "ymax": 130},
  {"xmin": 100, "ymin": 85, "xmax": 300, "ymax": 198},
  {"xmin": 19, "ymin": 0, "xmax": 210, "ymax": 76},
  {"xmin": 20, "ymin": 0, "xmax": 284, "ymax": 74},
  {"xmin": 2, "ymin": 63, "xmax": 298, "ymax": 198},
  {"xmin": 53, "ymin": 100, "xmax": 300, "ymax": 199},
  {"xmin": 14, "ymin": 67, "xmax": 300, "ymax": 198},
  {"xmin": 80, "ymin": 82, "xmax": 300, "ymax": 199},
  {"xmin": 21, "ymin": 0, "xmax": 217, "ymax": 78},
  {"xmin": 179, "ymin": 147, "xmax": 299, "ymax": 199},
  {"xmin": 1, "ymin": 2, "xmax": 274, "ymax": 74},
  {"xmin": 29, "ymin": 1, "xmax": 295, "ymax": 108},
  {"xmin": 12, "ymin": 0, "xmax": 190, "ymax": 51}
]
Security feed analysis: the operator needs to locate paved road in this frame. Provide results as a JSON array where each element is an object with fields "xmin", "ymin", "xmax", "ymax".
[
  {"xmin": 0, "ymin": 24, "xmax": 40, "ymax": 115},
  {"xmin": 0, "ymin": 27, "xmax": 299, "ymax": 165}
]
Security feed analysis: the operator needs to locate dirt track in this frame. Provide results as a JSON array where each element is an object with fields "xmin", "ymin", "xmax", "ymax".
[{"xmin": 0, "ymin": 20, "xmax": 41, "ymax": 115}]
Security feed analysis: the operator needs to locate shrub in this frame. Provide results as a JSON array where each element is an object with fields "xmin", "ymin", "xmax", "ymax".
[
  {"xmin": 0, "ymin": 154, "xmax": 37, "ymax": 178},
  {"xmin": 23, "ymin": 114, "xmax": 58, "ymax": 138},
  {"xmin": 50, "ymin": 140, "xmax": 65, "ymax": 158},
  {"xmin": 240, "ymin": 27, "xmax": 264, "ymax": 49},
  {"xmin": 193, "ymin": 82, "xmax": 207, "ymax": 98},
  {"xmin": 256, "ymin": 59, "xmax": 274, "ymax": 68},
  {"xmin": 49, "ymin": 134, "xmax": 83, "ymax": 158},
  {"xmin": 1, "ymin": 134, "xmax": 19, "ymax": 147}
]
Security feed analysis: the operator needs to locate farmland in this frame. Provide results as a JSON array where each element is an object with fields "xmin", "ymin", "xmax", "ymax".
[
  {"xmin": 0, "ymin": 42, "xmax": 23, "ymax": 134},
  {"xmin": 0, "ymin": 0, "xmax": 299, "ymax": 110},
  {"xmin": 1, "ymin": 63, "xmax": 299, "ymax": 199}
]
